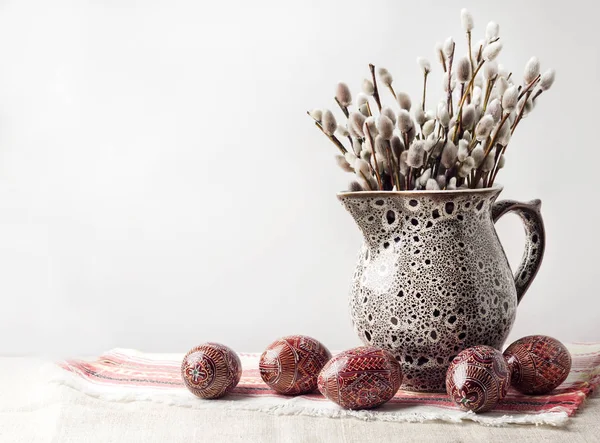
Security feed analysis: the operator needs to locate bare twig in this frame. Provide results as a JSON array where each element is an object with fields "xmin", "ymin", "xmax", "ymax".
[{"xmin": 369, "ymin": 64, "xmax": 382, "ymax": 111}]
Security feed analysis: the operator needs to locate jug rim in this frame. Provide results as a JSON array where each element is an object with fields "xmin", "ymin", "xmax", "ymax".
[{"xmin": 337, "ymin": 184, "xmax": 503, "ymax": 198}]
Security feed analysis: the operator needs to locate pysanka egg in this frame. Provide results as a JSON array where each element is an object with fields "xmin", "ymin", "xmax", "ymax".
[
  {"xmin": 181, "ymin": 343, "xmax": 242, "ymax": 399},
  {"xmin": 446, "ymin": 345, "xmax": 511, "ymax": 413},
  {"xmin": 503, "ymin": 335, "xmax": 571, "ymax": 395},
  {"xmin": 318, "ymin": 346, "xmax": 402, "ymax": 409},
  {"xmin": 259, "ymin": 335, "xmax": 332, "ymax": 395}
]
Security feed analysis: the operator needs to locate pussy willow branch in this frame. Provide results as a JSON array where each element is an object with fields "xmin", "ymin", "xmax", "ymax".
[
  {"xmin": 511, "ymin": 89, "xmax": 534, "ymax": 134},
  {"xmin": 422, "ymin": 72, "xmax": 429, "ymax": 111},
  {"xmin": 365, "ymin": 126, "xmax": 383, "ymax": 190},
  {"xmin": 369, "ymin": 64, "xmax": 382, "ymax": 111},
  {"xmin": 467, "ymin": 31, "xmax": 474, "ymax": 71},
  {"xmin": 453, "ymin": 60, "xmax": 485, "ymax": 143},
  {"xmin": 334, "ymin": 97, "xmax": 349, "ymax": 118},
  {"xmin": 307, "ymin": 112, "xmax": 347, "ymax": 155},
  {"xmin": 447, "ymin": 42, "xmax": 456, "ymax": 117}
]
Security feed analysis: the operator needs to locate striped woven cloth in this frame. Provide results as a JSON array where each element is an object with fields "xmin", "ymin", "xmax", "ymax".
[{"xmin": 53, "ymin": 342, "xmax": 600, "ymax": 426}]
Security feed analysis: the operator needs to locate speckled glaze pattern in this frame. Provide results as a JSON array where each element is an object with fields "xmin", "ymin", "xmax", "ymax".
[
  {"xmin": 503, "ymin": 335, "xmax": 571, "ymax": 395},
  {"xmin": 446, "ymin": 345, "xmax": 511, "ymax": 413},
  {"xmin": 259, "ymin": 335, "xmax": 332, "ymax": 395},
  {"xmin": 181, "ymin": 343, "xmax": 242, "ymax": 399},
  {"xmin": 337, "ymin": 186, "xmax": 545, "ymax": 392},
  {"xmin": 317, "ymin": 346, "xmax": 402, "ymax": 410}
]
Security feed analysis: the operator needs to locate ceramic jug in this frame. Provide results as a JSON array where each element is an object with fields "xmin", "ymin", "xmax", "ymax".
[{"xmin": 338, "ymin": 186, "xmax": 545, "ymax": 392}]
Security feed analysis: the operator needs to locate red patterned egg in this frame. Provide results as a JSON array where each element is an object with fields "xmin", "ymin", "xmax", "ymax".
[
  {"xmin": 259, "ymin": 335, "xmax": 332, "ymax": 395},
  {"xmin": 181, "ymin": 343, "xmax": 242, "ymax": 399},
  {"xmin": 446, "ymin": 345, "xmax": 511, "ymax": 413},
  {"xmin": 503, "ymin": 335, "xmax": 571, "ymax": 395},
  {"xmin": 317, "ymin": 346, "xmax": 402, "ymax": 410}
]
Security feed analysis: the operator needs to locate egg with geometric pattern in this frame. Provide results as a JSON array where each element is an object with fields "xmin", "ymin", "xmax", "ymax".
[
  {"xmin": 446, "ymin": 345, "xmax": 511, "ymax": 413},
  {"xmin": 503, "ymin": 335, "xmax": 571, "ymax": 395},
  {"xmin": 259, "ymin": 335, "xmax": 332, "ymax": 395},
  {"xmin": 317, "ymin": 346, "xmax": 402, "ymax": 409},
  {"xmin": 181, "ymin": 343, "xmax": 242, "ymax": 399}
]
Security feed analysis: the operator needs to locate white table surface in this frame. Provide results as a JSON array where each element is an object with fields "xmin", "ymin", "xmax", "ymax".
[{"xmin": 1, "ymin": 357, "xmax": 599, "ymax": 443}]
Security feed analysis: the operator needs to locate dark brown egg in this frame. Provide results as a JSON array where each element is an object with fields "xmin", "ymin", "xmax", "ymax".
[
  {"xmin": 446, "ymin": 345, "xmax": 511, "ymax": 413},
  {"xmin": 259, "ymin": 335, "xmax": 331, "ymax": 395},
  {"xmin": 317, "ymin": 346, "xmax": 402, "ymax": 409},
  {"xmin": 503, "ymin": 335, "xmax": 571, "ymax": 395},
  {"xmin": 181, "ymin": 343, "xmax": 242, "ymax": 399}
]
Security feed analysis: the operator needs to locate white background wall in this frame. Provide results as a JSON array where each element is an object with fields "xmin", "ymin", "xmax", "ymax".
[{"xmin": 0, "ymin": 0, "xmax": 597, "ymax": 358}]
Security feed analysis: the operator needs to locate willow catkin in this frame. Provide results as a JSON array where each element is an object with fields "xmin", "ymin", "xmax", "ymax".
[
  {"xmin": 502, "ymin": 86, "xmax": 519, "ymax": 113},
  {"xmin": 336, "ymin": 124, "xmax": 349, "ymax": 138},
  {"xmin": 436, "ymin": 174, "xmax": 447, "ymax": 189},
  {"xmin": 399, "ymin": 151, "xmax": 409, "ymax": 175},
  {"xmin": 349, "ymin": 112, "xmax": 366, "ymax": 137},
  {"xmin": 457, "ymin": 139, "xmax": 470, "ymax": 162},
  {"xmin": 397, "ymin": 109, "xmax": 414, "ymax": 133},
  {"xmin": 447, "ymin": 177, "xmax": 457, "ymax": 190},
  {"xmin": 486, "ymin": 99, "xmax": 502, "ymax": 122},
  {"xmin": 475, "ymin": 115, "xmax": 494, "ymax": 141},
  {"xmin": 441, "ymin": 140, "xmax": 458, "ymax": 168},
  {"xmin": 360, "ymin": 149, "xmax": 371, "ymax": 164},
  {"xmin": 348, "ymin": 181, "xmax": 364, "ymax": 192},
  {"xmin": 377, "ymin": 114, "xmax": 394, "ymax": 140},
  {"xmin": 364, "ymin": 117, "xmax": 378, "ymax": 138},
  {"xmin": 381, "ymin": 107, "xmax": 397, "ymax": 125},
  {"xmin": 308, "ymin": 109, "xmax": 322, "ymax": 122},
  {"xmin": 406, "ymin": 141, "xmax": 425, "ymax": 168},
  {"xmin": 417, "ymin": 57, "xmax": 431, "ymax": 74},
  {"xmin": 374, "ymin": 135, "xmax": 388, "ymax": 157},
  {"xmin": 362, "ymin": 78, "xmax": 375, "ymax": 95},
  {"xmin": 322, "ymin": 109, "xmax": 337, "ymax": 135},
  {"xmin": 352, "ymin": 138, "xmax": 362, "ymax": 156},
  {"xmin": 437, "ymin": 102, "xmax": 450, "ymax": 128},
  {"xmin": 540, "ymin": 69, "xmax": 555, "ymax": 91},
  {"xmin": 336, "ymin": 154, "xmax": 354, "ymax": 172},
  {"xmin": 461, "ymin": 9, "xmax": 474, "ymax": 32},
  {"xmin": 484, "ymin": 60, "xmax": 498, "ymax": 80},
  {"xmin": 422, "ymin": 119, "xmax": 436, "ymax": 137},
  {"xmin": 458, "ymin": 156, "xmax": 475, "ymax": 177},
  {"xmin": 414, "ymin": 106, "xmax": 426, "ymax": 126},
  {"xmin": 470, "ymin": 145, "xmax": 484, "ymax": 167},
  {"xmin": 426, "ymin": 178, "xmax": 440, "ymax": 190},
  {"xmin": 418, "ymin": 168, "xmax": 431, "ymax": 186},
  {"xmin": 456, "ymin": 56, "xmax": 471, "ymax": 83},
  {"xmin": 462, "ymin": 104, "xmax": 476, "ymax": 129},
  {"xmin": 397, "ymin": 92, "xmax": 412, "ymax": 111},
  {"xmin": 443, "ymin": 37, "xmax": 455, "ymax": 57},
  {"xmin": 390, "ymin": 135, "xmax": 404, "ymax": 158},
  {"xmin": 335, "ymin": 82, "xmax": 352, "ymax": 107},
  {"xmin": 378, "ymin": 67, "xmax": 393, "ymax": 87},
  {"xmin": 354, "ymin": 158, "xmax": 371, "ymax": 178},
  {"xmin": 524, "ymin": 56, "xmax": 540, "ymax": 84},
  {"xmin": 486, "ymin": 21, "xmax": 499, "ymax": 42},
  {"xmin": 344, "ymin": 151, "xmax": 357, "ymax": 168},
  {"xmin": 482, "ymin": 41, "xmax": 503, "ymax": 61}
]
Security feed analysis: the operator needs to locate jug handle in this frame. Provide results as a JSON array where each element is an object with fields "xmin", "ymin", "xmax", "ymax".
[{"xmin": 492, "ymin": 199, "xmax": 546, "ymax": 304}]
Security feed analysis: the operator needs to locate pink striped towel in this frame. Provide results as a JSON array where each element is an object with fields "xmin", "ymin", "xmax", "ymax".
[{"xmin": 51, "ymin": 342, "xmax": 600, "ymax": 426}]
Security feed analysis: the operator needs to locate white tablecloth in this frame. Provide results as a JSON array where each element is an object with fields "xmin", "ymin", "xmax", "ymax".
[{"xmin": 1, "ymin": 357, "xmax": 598, "ymax": 442}]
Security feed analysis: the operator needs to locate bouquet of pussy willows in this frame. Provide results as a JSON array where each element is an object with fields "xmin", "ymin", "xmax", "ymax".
[{"xmin": 308, "ymin": 9, "xmax": 555, "ymax": 192}]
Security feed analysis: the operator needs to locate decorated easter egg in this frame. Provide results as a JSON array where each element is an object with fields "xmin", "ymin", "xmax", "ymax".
[
  {"xmin": 317, "ymin": 346, "xmax": 402, "ymax": 409},
  {"xmin": 181, "ymin": 343, "xmax": 242, "ymax": 399},
  {"xmin": 503, "ymin": 335, "xmax": 571, "ymax": 395},
  {"xmin": 259, "ymin": 335, "xmax": 332, "ymax": 395},
  {"xmin": 446, "ymin": 345, "xmax": 511, "ymax": 413}
]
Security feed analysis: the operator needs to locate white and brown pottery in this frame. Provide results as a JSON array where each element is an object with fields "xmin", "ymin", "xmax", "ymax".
[{"xmin": 338, "ymin": 186, "xmax": 545, "ymax": 392}]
